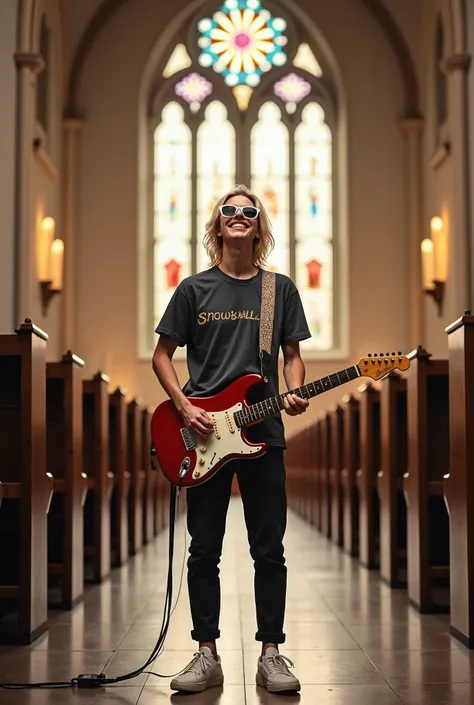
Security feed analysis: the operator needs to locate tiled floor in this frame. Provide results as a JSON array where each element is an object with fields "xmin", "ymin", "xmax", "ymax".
[{"xmin": 1, "ymin": 498, "xmax": 474, "ymax": 703}]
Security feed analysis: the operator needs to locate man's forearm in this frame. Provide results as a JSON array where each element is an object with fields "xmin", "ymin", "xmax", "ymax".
[
  {"xmin": 283, "ymin": 356, "xmax": 305, "ymax": 391},
  {"xmin": 152, "ymin": 352, "xmax": 189, "ymax": 413}
]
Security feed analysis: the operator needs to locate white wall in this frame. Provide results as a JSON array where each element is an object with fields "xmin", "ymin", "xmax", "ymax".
[{"xmin": 0, "ymin": 1, "xmax": 19, "ymax": 333}]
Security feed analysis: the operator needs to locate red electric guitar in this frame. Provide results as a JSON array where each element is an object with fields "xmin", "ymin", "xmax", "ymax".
[{"xmin": 151, "ymin": 352, "xmax": 411, "ymax": 487}]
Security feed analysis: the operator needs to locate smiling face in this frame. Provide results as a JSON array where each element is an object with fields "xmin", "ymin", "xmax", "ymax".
[{"xmin": 217, "ymin": 195, "xmax": 260, "ymax": 244}]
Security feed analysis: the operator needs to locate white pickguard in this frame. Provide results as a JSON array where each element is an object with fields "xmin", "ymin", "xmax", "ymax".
[{"xmin": 188, "ymin": 402, "xmax": 264, "ymax": 482}]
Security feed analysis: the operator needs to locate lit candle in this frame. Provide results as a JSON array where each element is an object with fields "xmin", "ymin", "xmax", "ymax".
[
  {"xmin": 39, "ymin": 217, "xmax": 55, "ymax": 281},
  {"xmin": 50, "ymin": 239, "xmax": 64, "ymax": 291},
  {"xmin": 430, "ymin": 216, "xmax": 446, "ymax": 282},
  {"xmin": 421, "ymin": 238, "xmax": 434, "ymax": 290}
]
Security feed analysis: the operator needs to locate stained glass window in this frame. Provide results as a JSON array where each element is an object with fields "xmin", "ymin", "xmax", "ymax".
[
  {"xmin": 175, "ymin": 72, "xmax": 213, "ymax": 112},
  {"xmin": 162, "ymin": 43, "xmax": 192, "ymax": 78},
  {"xmin": 197, "ymin": 102, "xmax": 236, "ymax": 272},
  {"xmin": 293, "ymin": 43, "xmax": 323, "ymax": 78},
  {"xmin": 251, "ymin": 102, "xmax": 289, "ymax": 275},
  {"xmin": 294, "ymin": 103, "xmax": 333, "ymax": 350},
  {"xmin": 149, "ymin": 3, "xmax": 340, "ymax": 356},
  {"xmin": 197, "ymin": 0, "xmax": 288, "ymax": 87},
  {"xmin": 274, "ymin": 72, "xmax": 311, "ymax": 114},
  {"xmin": 153, "ymin": 102, "xmax": 192, "ymax": 320}
]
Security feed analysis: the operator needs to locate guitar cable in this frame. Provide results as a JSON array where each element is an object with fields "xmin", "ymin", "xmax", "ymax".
[{"xmin": 0, "ymin": 448, "xmax": 189, "ymax": 691}]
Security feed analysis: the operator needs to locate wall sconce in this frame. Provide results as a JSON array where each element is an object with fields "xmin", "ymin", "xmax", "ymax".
[
  {"xmin": 38, "ymin": 217, "xmax": 64, "ymax": 315},
  {"xmin": 421, "ymin": 216, "xmax": 446, "ymax": 316}
]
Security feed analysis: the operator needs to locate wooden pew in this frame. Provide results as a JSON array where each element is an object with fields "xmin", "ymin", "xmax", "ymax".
[
  {"xmin": 0, "ymin": 319, "xmax": 53, "ymax": 643},
  {"xmin": 377, "ymin": 371, "xmax": 408, "ymax": 587},
  {"xmin": 445, "ymin": 312, "xmax": 474, "ymax": 645},
  {"xmin": 356, "ymin": 382, "xmax": 381, "ymax": 570},
  {"xmin": 319, "ymin": 413, "xmax": 332, "ymax": 539},
  {"xmin": 127, "ymin": 399, "xmax": 145, "ymax": 555},
  {"xmin": 403, "ymin": 346, "xmax": 450, "ymax": 612},
  {"xmin": 83, "ymin": 372, "xmax": 113, "ymax": 583},
  {"xmin": 109, "ymin": 388, "xmax": 131, "ymax": 567},
  {"xmin": 329, "ymin": 404, "xmax": 344, "ymax": 547},
  {"xmin": 46, "ymin": 351, "xmax": 88, "ymax": 608},
  {"xmin": 151, "ymin": 444, "xmax": 166, "ymax": 534},
  {"xmin": 141, "ymin": 408, "xmax": 155, "ymax": 544},
  {"xmin": 312, "ymin": 418, "xmax": 322, "ymax": 531},
  {"xmin": 341, "ymin": 393, "xmax": 360, "ymax": 556}
]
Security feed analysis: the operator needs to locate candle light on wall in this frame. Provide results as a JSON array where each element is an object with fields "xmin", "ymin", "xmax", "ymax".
[
  {"xmin": 49, "ymin": 239, "xmax": 64, "ymax": 291},
  {"xmin": 38, "ymin": 217, "xmax": 55, "ymax": 281},
  {"xmin": 430, "ymin": 216, "xmax": 447, "ymax": 282},
  {"xmin": 38, "ymin": 216, "xmax": 64, "ymax": 315},
  {"xmin": 421, "ymin": 238, "xmax": 434, "ymax": 290},
  {"xmin": 420, "ymin": 215, "xmax": 446, "ymax": 316}
]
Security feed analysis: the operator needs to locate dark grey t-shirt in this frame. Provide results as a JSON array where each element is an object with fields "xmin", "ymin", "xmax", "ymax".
[{"xmin": 155, "ymin": 266, "xmax": 311, "ymax": 448}]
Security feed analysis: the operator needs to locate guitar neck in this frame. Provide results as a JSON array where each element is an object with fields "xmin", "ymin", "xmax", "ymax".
[{"xmin": 234, "ymin": 365, "xmax": 361, "ymax": 428}]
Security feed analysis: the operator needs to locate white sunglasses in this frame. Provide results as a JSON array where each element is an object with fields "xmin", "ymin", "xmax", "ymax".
[{"xmin": 219, "ymin": 204, "xmax": 260, "ymax": 219}]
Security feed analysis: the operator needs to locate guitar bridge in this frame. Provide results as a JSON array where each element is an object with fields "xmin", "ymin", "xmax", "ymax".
[{"xmin": 180, "ymin": 427, "xmax": 198, "ymax": 451}]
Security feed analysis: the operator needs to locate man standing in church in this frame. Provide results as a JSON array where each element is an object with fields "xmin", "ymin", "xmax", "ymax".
[{"xmin": 152, "ymin": 184, "xmax": 311, "ymax": 693}]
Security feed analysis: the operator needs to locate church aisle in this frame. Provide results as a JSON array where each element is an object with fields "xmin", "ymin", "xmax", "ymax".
[{"xmin": 1, "ymin": 497, "xmax": 474, "ymax": 704}]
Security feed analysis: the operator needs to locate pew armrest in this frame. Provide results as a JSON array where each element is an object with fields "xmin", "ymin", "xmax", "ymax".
[{"xmin": 1, "ymin": 482, "xmax": 21, "ymax": 499}]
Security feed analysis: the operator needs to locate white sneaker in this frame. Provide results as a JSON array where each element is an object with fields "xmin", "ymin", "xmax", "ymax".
[
  {"xmin": 170, "ymin": 646, "xmax": 224, "ymax": 693},
  {"xmin": 256, "ymin": 647, "xmax": 301, "ymax": 693}
]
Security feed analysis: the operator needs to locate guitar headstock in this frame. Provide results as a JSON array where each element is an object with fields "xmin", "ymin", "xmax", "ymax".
[{"xmin": 357, "ymin": 352, "xmax": 410, "ymax": 381}]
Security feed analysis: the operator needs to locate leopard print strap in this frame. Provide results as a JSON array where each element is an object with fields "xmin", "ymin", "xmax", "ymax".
[{"xmin": 259, "ymin": 270, "xmax": 276, "ymax": 381}]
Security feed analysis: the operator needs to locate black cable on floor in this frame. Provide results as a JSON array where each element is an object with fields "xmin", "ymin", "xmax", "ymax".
[{"xmin": 0, "ymin": 482, "xmax": 182, "ymax": 691}]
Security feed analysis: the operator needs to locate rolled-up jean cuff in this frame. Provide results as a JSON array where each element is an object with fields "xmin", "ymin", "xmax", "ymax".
[
  {"xmin": 191, "ymin": 629, "xmax": 221, "ymax": 642},
  {"xmin": 255, "ymin": 631, "xmax": 286, "ymax": 644}
]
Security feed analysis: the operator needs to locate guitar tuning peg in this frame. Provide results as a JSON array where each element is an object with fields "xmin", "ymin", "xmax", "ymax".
[
  {"xmin": 398, "ymin": 351, "xmax": 402, "ymax": 355},
  {"xmin": 368, "ymin": 353, "xmax": 372, "ymax": 357},
  {"xmin": 374, "ymin": 353, "xmax": 378, "ymax": 357},
  {"xmin": 386, "ymin": 353, "xmax": 390, "ymax": 356},
  {"xmin": 392, "ymin": 351, "xmax": 395, "ymax": 355}
]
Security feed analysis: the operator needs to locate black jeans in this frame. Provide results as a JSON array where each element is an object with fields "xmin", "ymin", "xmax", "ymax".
[{"xmin": 186, "ymin": 447, "xmax": 287, "ymax": 644}]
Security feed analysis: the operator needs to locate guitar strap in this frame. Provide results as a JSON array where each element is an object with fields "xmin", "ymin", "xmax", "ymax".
[{"xmin": 259, "ymin": 269, "xmax": 276, "ymax": 383}]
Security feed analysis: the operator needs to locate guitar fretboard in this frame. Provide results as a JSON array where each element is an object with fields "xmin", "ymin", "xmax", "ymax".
[{"xmin": 234, "ymin": 365, "xmax": 361, "ymax": 428}]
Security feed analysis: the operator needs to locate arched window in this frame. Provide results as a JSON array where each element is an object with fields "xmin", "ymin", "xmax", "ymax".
[{"xmin": 149, "ymin": 0, "xmax": 340, "ymax": 356}]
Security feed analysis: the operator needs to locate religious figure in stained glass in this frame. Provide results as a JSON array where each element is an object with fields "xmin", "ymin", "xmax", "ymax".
[
  {"xmin": 197, "ymin": 0, "xmax": 288, "ymax": 88},
  {"xmin": 164, "ymin": 258, "xmax": 183, "ymax": 288}
]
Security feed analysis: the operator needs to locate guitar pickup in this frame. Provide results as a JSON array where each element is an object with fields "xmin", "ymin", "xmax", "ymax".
[{"xmin": 180, "ymin": 427, "xmax": 198, "ymax": 451}]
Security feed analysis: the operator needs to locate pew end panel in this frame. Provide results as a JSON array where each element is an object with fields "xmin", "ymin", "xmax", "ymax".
[
  {"xmin": 378, "ymin": 371, "xmax": 408, "ymax": 588},
  {"xmin": 341, "ymin": 394, "xmax": 360, "ymax": 557},
  {"xmin": 127, "ymin": 399, "xmax": 145, "ymax": 556},
  {"xmin": 46, "ymin": 351, "xmax": 85, "ymax": 610},
  {"xmin": 141, "ymin": 408, "xmax": 156, "ymax": 545},
  {"xmin": 404, "ymin": 346, "xmax": 450, "ymax": 613},
  {"xmin": 329, "ymin": 404, "xmax": 344, "ymax": 547},
  {"xmin": 0, "ymin": 320, "xmax": 49, "ymax": 644},
  {"xmin": 83, "ymin": 372, "xmax": 112, "ymax": 584},
  {"xmin": 357, "ymin": 382, "xmax": 381, "ymax": 570},
  {"xmin": 109, "ymin": 388, "xmax": 130, "ymax": 568},
  {"xmin": 320, "ymin": 413, "xmax": 332, "ymax": 539},
  {"xmin": 445, "ymin": 312, "xmax": 474, "ymax": 646}
]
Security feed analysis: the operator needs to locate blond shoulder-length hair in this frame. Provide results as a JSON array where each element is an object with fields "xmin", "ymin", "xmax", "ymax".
[{"xmin": 202, "ymin": 184, "xmax": 275, "ymax": 268}]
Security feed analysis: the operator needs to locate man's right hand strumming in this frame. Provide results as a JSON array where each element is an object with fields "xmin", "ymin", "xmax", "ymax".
[{"xmin": 179, "ymin": 400, "xmax": 214, "ymax": 437}]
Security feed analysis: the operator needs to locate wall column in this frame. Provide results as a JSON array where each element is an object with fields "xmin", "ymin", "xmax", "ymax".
[
  {"xmin": 61, "ymin": 118, "xmax": 85, "ymax": 351},
  {"xmin": 400, "ymin": 118, "xmax": 424, "ymax": 347},
  {"xmin": 442, "ymin": 52, "xmax": 472, "ymax": 314},
  {"xmin": 13, "ymin": 51, "xmax": 44, "ymax": 324}
]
